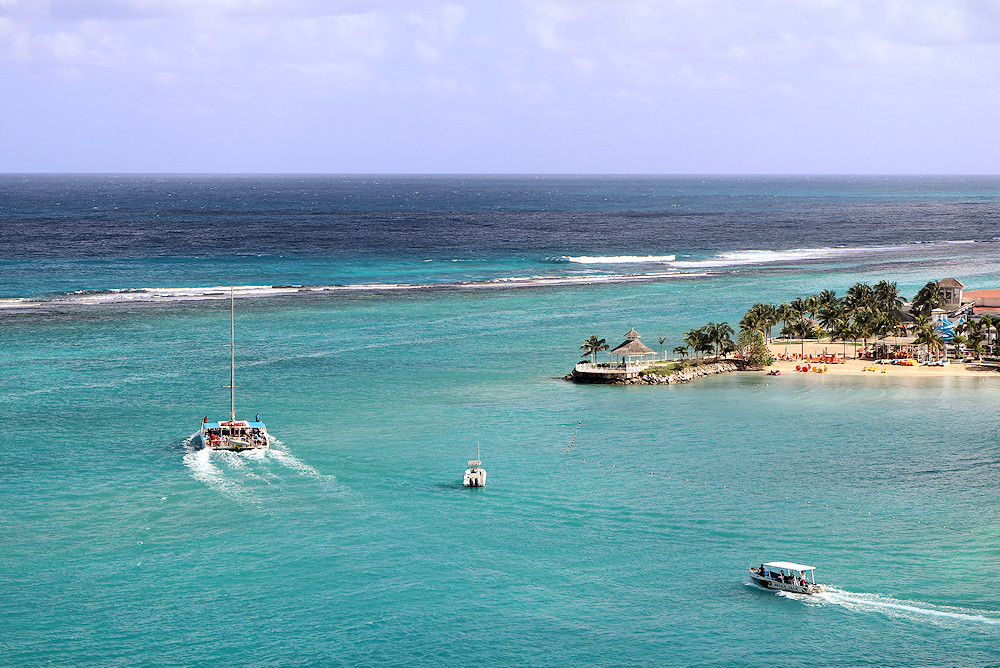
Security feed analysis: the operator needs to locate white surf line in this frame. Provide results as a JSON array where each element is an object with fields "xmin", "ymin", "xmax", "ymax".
[
  {"xmin": 819, "ymin": 589, "xmax": 1000, "ymax": 626},
  {"xmin": 0, "ymin": 272, "xmax": 712, "ymax": 310}
]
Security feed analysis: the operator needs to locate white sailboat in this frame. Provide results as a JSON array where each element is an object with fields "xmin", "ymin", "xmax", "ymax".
[
  {"xmin": 198, "ymin": 289, "xmax": 270, "ymax": 451},
  {"xmin": 463, "ymin": 443, "xmax": 486, "ymax": 487}
]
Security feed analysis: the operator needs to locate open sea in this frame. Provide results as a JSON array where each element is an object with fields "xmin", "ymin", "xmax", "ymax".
[{"xmin": 3, "ymin": 174, "xmax": 1000, "ymax": 666}]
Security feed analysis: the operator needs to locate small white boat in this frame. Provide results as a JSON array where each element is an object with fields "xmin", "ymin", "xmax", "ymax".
[
  {"xmin": 198, "ymin": 289, "xmax": 270, "ymax": 451},
  {"xmin": 749, "ymin": 561, "xmax": 825, "ymax": 595},
  {"xmin": 464, "ymin": 443, "xmax": 487, "ymax": 487},
  {"xmin": 464, "ymin": 460, "xmax": 486, "ymax": 487}
]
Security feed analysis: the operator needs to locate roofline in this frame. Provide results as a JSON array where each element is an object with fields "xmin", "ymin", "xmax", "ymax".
[{"xmin": 761, "ymin": 561, "xmax": 815, "ymax": 571}]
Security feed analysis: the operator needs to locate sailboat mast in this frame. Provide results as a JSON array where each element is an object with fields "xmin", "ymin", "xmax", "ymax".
[{"xmin": 230, "ymin": 288, "xmax": 236, "ymax": 422}]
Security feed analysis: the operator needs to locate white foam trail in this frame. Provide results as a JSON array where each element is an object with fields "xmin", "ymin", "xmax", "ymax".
[
  {"xmin": 818, "ymin": 588, "xmax": 1000, "ymax": 626},
  {"xmin": 268, "ymin": 447, "xmax": 333, "ymax": 480},
  {"xmin": 558, "ymin": 254, "xmax": 678, "ymax": 264},
  {"xmin": 183, "ymin": 447, "xmax": 256, "ymax": 501},
  {"xmin": 182, "ymin": 434, "xmax": 264, "ymax": 503}
]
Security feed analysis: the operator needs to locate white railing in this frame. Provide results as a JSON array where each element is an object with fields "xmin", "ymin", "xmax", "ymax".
[{"xmin": 575, "ymin": 361, "xmax": 653, "ymax": 374}]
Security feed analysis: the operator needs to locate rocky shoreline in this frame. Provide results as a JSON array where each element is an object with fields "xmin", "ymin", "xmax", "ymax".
[{"xmin": 566, "ymin": 360, "xmax": 745, "ymax": 385}]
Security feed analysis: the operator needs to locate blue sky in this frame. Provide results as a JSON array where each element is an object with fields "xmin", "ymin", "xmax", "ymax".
[{"xmin": 2, "ymin": 0, "xmax": 999, "ymax": 173}]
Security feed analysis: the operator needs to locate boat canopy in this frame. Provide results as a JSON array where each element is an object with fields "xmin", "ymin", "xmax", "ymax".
[
  {"xmin": 762, "ymin": 561, "xmax": 815, "ymax": 572},
  {"xmin": 205, "ymin": 420, "xmax": 266, "ymax": 430}
]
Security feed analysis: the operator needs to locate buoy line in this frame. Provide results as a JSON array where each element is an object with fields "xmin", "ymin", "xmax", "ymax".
[
  {"xmin": 566, "ymin": 420, "xmax": 582, "ymax": 455},
  {"xmin": 563, "ymin": 426, "xmax": 974, "ymax": 535}
]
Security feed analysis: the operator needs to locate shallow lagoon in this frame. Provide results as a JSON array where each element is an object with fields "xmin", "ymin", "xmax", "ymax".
[{"xmin": 4, "ymin": 274, "xmax": 1000, "ymax": 666}]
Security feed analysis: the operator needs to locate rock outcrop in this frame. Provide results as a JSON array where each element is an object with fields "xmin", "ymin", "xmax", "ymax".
[
  {"xmin": 625, "ymin": 360, "xmax": 740, "ymax": 385},
  {"xmin": 565, "ymin": 360, "xmax": 744, "ymax": 385}
]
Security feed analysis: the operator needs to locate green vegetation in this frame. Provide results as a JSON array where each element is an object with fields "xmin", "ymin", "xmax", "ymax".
[
  {"xmin": 681, "ymin": 322, "xmax": 734, "ymax": 360},
  {"xmin": 582, "ymin": 279, "xmax": 994, "ymax": 371},
  {"xmin": 730, "ymin": 279, "xmax": 996, "ymax": 361},
  {"xmin": 580, "ymin": 335, "xmax": 609, "ymax": 362},
  {"xmin": 737, "ymin": 328, "xmax": 773, "ymax": 368}
]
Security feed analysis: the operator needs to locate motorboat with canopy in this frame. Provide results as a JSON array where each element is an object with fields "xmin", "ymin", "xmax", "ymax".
[
  {"xmin": 749, "ymin": 561, "xmax": 825, "ymax": 595},
  {"xmin": 463, "ymin": 443, "xmax": 486, "ymax": 487}
]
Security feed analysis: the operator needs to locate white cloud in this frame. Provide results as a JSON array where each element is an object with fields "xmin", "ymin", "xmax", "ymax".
[
  {"xmin": 408, "ymin": 4, "xmax": 466, "ymax": 64},
  {"xmin": 515, "ymin": 0, "xmax": 1000, "ymax": 90},
  {"xmin": 3, "ymin": 0, "xmax": 1000, "ymax": 172}
]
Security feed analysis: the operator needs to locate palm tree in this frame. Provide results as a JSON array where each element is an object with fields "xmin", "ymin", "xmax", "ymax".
[
  {"xmin": 776, "ymin": 302, "xmax": 793, "ymax": 339},
  {"xmin": 658, "ymin": 337, "xmax": 667, "ymax": 359},
  {"xmin": 847, "ymin": 322, "xmax": 863, "ymax": 358},
  {"xmin": 696, "ymin": 334, "xmax": 715, "ymax": 359},
  {"xmin": 875, "ymin": 310, "xmax": 900, "ymax": 345},
  {"xmin": 786, "ymin": 298, "xmax": 808, "ymax": 355},
  {"xmin": 853, "ymin": 307, "xmax": 878, "ymax": 353},
  {"xmin": 845, "ymin": 282, "xmax": 876, "ymax": 313},
  {"xmin": 804, "ymin": 295, "xmax": 820, "ymax": 322},
  {"xmin": 874, "ymin": 280, "xmax": 903, "ymax": 314},
  {"xmin": 740, "ymin": 312, "xmax": 762, "ymax": 340},
  {"xmin": 830, "ymin": 316, "xmax": 853, "ymax": 358},
  {"xmin": 911, "ymin": 281, "xmax": 944, "ymax": 317},
  {"xmin": 914, "ymin": 324, "xmax": 944, "ymax": 360},
  {"xmin": 713, "ymin": 322, "xmax": 734, "ymax": 359},
  {"xmin": 950, "ymin": 333, "xmax": 967, "ymax": 357},
  {"xmin": 978, "ymin": 315, "xmax": 996, "ymax": 354},
  {"xmin": 817, "ymin": 303, "xmax": 843, "ymax": 337},
  {"xmin": 966, "ymin": 328, "xmax": 986, "ymax": 359},
  {"xmin": 579, "ymin": 335, "xmax": 608, "ymax": 363},
  {"xmin": 816, "ymin": 289, "xmax": 838, "ymax": 309},
  {"xmin": 756, "ymin": 303, "xmax": 779, "ymax": 342},
  {"xmin": 673, "ymin": 345, "xmax": 689, "ymax": 360},
  {"xmin": 684, "ymin": 328, "xmax": 706, "ymax": 359}
]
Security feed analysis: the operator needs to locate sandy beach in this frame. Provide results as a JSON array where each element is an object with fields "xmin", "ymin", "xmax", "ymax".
[{"xmin": 765, "ymin": 341, "xmax": 1000, "ymax": 377}]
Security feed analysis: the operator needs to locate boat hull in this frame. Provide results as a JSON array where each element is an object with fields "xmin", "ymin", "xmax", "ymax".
[
  {"xmin": 463, "ymin": 468, "xmax": 487, "ymax": 487},
  {"xmin": 199, "ymin": 422, "xmax": 270, "ymax": 451},
  {"xmin": 203, "ymin": 436, "xmax": 270, "ymax": 451},
  {"xmin": 749, "ymin": 572, "xmax": 824, "ymax": 595}
]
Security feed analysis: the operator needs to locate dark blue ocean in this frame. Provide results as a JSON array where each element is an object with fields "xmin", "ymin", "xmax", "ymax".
[{"xmin": 2, "ymin": 175, "xmax": 1000, "ymax": 666}]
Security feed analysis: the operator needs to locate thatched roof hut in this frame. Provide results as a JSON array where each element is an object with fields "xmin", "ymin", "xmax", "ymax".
[{"xmin": 609, "ymin": 328, "xmax": 655, "ymax": 361}]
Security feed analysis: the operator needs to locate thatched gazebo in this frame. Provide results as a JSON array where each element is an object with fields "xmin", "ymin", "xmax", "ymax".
[{"xmin": 609, "ymin": 328, "xmax": 656, "ymax": 366}]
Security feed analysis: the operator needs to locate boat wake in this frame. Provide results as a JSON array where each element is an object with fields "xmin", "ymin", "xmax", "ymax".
[
  {"xmin": 754, "ymin": 582, "xmax": 1000, "ymax": 627},
  {"xmin": 182, "ymin": 435, "xmax": 340, "ymax": 505},
  {"xmin": 817, "ymin": 588, "xmax": 1000, "ymax": 626}
]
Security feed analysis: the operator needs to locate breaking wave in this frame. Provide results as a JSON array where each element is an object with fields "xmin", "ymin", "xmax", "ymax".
[
  {"xmin": 0, "ymin": 240, "xmax": 981, "ymax": 311},
  {"xmin": 549, "ymin": 254, "xmax": 678, "ymax": 264},
  {"xmin": 669, "ymin": 245, "xmax": 908, "ymax": 269},
  {"xmin": 546, "ymin": 244, "xmax": 911, "ymax": 269},
  {"xmin": 0, "ymin": 273, "xmax": 707, "ymax": 310}
]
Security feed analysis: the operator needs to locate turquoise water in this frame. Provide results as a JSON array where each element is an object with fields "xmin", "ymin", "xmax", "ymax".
[
  {"xmin": 5, "ymin": 175, "xmax": 1000, "ymax": 665},
  {"xmin": 4, "ymin": 266, "xmax": 1000, "ymax": 666}
]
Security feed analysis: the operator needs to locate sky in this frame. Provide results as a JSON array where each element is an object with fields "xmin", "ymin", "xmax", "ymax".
[{"xmin": 2, "ymin": 0, "xmax": 1000, "ymax": 174}]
